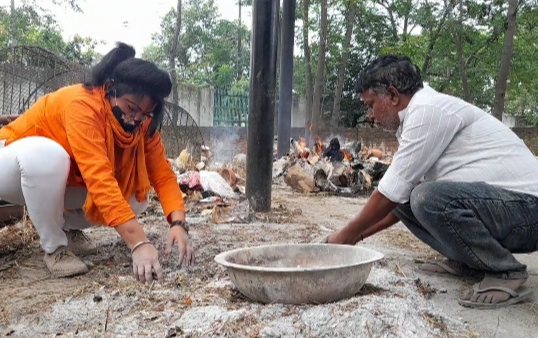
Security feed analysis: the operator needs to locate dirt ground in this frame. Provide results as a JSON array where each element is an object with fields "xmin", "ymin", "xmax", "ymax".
[{"xmin": 1, "ymin": 184, "xmax": 537, "ymax": 338}]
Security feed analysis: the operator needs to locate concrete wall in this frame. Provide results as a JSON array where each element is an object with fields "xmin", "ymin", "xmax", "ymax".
[
  {"xmin": 175, "ymin": 86, "xmax": 308, "ymax": 128},
  {"xmin": 191, "ymin": 126, "xmax": 538, "ymax": 162},
  {"xmin": 176, "ymin": 86, "xmax": 214, "ymax": 127},
  {"xmin": 173, "ymin": 87, "xmax": 538, "ymax": 155},
  {"xmin": 503, "ymin": 113, "xmax": 517, "ymax": 128},
  {"xmin": 291, "ymin": 96, "xmax": 307, "ymax": 128},
  {"xmin": 502, "ymin": 113, "xmax": 533, "ymax": 128},
  {"xmin": 513, "ymin": 127, "xmax": 538, "ymax": 154}
]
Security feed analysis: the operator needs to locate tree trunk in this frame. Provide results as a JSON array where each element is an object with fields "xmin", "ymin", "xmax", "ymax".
[
  {"xmin": 168, "ymin": 0, "xmax": 182, "ymax": 124},
  {"xmin": 454, "ymin": 0, "xmax": 470, "ymax": 101},
  {"xmin": 380, "ymin": 0, "xmax": 398, "ymax": 41},
  {"xmin": 422, "ymin": 4, "xmax": 452, "ymax": 75},
  {"xmin": 454, "ymin": 37, "xmax": 470, "ymax": 101},
  {"xmin": 302, "ymin": 0, "xmax": 314, "ymax": 146},
  {"xmin": 492, "ymin": 0, "xmax": 519, "ymax": 120},
  {"xmin": 310, "ymin": 0, "xmax": 328, "ymax": 145},
  {"xmin": 331, "ymin": 0, "xmax": 357, "ymax": 128},
  {"xmin": 237, "ymin": 0, "xmax": 242, "ymax": 80}
]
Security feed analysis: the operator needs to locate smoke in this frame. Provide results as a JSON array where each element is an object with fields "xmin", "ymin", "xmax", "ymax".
[{"xmin": 210, "ymin": 129, "xmax": 242, "ymax": 165}]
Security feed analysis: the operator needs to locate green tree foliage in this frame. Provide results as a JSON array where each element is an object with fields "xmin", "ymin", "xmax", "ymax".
[
  {"xmin": 143, "ymin": 0, "xmax": 251, "ymax": 88},
  {"xmin": 0, "ymin": 5, "xmax": 101, "ymax": 66},
  {"xmin": 144, "ymin": 0, "xmax": 538, "ymax": 126}
]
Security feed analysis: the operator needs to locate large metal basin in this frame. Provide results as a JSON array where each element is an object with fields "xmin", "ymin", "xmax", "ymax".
[{"xmin": 214, "ymin": 243, "xmax": 384, "ymax": 305}]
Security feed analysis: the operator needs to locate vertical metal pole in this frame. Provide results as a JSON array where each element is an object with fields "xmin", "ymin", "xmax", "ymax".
[
  {"xmin": 246, "ymin": 0, "xmax": 280, "ymax": 212},
  {"xmin": 10, "ymin": 0, "xmax": 17, "ymax": 47},
  {"xmin": 277, "ymin": 0, "xmax": 296, "ymax": 158},
  {"xmin": 237, "ymin": 0, "xmax": 242, "ymax": 80}
]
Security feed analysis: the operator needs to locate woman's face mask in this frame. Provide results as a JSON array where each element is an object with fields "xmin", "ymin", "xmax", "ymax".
[{"xmin": 112, "ymin": 93, "xmax": 156, "ymax": 133}]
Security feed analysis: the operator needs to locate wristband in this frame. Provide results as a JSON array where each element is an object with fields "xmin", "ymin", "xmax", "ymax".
[
  {"xmin": 131, "ymin": 240, "xmax": 151, "ymax": 254},
  {"xmin": 170, "ymin": 220, "xmax": 190, "ymax": 234}
]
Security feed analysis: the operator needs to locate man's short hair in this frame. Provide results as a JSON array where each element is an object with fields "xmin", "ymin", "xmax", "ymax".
[{"xmin": 355, "ymin": 55, "xmax": 424, "ymax": 96}]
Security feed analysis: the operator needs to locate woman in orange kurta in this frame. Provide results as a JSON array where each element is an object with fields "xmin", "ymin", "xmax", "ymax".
[{"xmin": 0, "ymin": 42, "xmax": 194, "ymax": 282}]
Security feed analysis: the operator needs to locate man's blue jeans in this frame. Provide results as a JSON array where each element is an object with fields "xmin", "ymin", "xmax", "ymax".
[{"xmin": 392, "ymin": 181, "xmax": 538, "ymax": 280}]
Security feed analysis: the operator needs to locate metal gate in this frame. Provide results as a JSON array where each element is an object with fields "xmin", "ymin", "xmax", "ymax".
[
  {"xmin": 0, "ymin": 45, "xmax": 89, "ymax": 115},
  {"xmin": 213, "ymin": 88, "xmax": 249, "ymax": 127}
]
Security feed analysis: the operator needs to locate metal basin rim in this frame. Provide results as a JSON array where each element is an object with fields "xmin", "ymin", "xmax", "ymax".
[{"xmin": 214, "ymin": 243, "xmax": 385, "ymax": 273}]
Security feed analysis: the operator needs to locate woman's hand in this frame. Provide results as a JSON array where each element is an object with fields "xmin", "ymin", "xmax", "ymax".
[
  {"xmin": 131, "ymin": 242, "xmax": 164, "ymax": 284},
  {"xmin": 115, "ymin": 218, "xmax": 164, "ymax": 284},
  {"xmin": 166, "ymin": 226, "xmax": 195, "ymax": 268}
]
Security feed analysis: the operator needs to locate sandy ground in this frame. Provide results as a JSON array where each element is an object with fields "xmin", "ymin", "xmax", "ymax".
[{"xmin": 1, "ymin": 185, "xmax": 537, "ymax": 338}]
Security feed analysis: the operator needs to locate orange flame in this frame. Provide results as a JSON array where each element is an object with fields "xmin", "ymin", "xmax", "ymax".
[
  {"xmin": 341, "ymin": 149, "xmax": 353, "ymax": 161},
  {"xmin": 315, "ymin": 139, "xmax": 323, "ymax": 153},
  {"xmin": 299, "ymin": 136, "xmax": 306, "ymax": 149}
]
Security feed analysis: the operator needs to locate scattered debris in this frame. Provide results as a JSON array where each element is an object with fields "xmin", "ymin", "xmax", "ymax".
[
  {"xmin": 0, "ymin": 187, "xmax": 517, "ymax": 338},
  {"xmin": 164, "ymin": 326, "xmax": 184, "ymax": 338},
  {"xmin": 415, "ymin": 278, "xmax": 438, "ymax": 300},
  {"xmin": 354, "ymin": 283, "xmax": 391, "ymax": 297},
  {"xmin": 166, "ymin": 147, "xmax": 249, "ymax": 225},
  {"xmin": 0, "ymin": 215, "xmax": 38, "ymax": 255},
  {"xmin": 199, "ymin": 170, "xmax": 238, "ymax": 199},
  {"xmin": 274, "ymin": 137, "xmax": 391, "ymax": 195},
  {"xmin": 422, "ymin": 312, "xmax": 449, "ymax": 337},
  {"xmin": 218, "ymin": 168, "xmax": 237, "ymax": 188},
  {"xmin": 211, "ymin": 200, "xmax": 250, "ymax": 224}
]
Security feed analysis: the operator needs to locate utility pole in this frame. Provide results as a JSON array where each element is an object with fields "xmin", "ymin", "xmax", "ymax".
[
  {"xmin": 245, "ymin": 0, "xmax": 280, "ymax": 212},
  {"xmin": 237, "ymin": 0, "xmax": 242, "ymax": 80},
  {"xmin": 10, "ymin": 0, "xmax": 17, "ymax": 46}
]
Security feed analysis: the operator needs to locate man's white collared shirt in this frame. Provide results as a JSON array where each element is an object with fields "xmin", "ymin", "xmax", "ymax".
[{"xmin": 378, "ymin": 85, "xmax": 538, "ymax": 204}]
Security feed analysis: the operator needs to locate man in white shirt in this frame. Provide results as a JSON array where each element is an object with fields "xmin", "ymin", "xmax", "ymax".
[{"xmin": 327, "ymin": 55, "xmax": 538, "ymax": 309}]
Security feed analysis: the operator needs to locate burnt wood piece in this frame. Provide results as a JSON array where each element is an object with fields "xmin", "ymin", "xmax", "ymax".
[
  {"xmin": 284, "ymin": 161, "xmax": 317, "ymax": 193},
  {"xmin": 329, "ymin": 162, "xmax": 351, "ymax": 187},
  {"xmin": 351, "ymin": 160, "xmax": 364, "ymax": 170},
  {"xmin": 364, "ymin": 161, "xmax": 390, "ymax": 181},
  {"xmin": 313, "ymin": 168, "xmax": 330, "ymax": 191}
]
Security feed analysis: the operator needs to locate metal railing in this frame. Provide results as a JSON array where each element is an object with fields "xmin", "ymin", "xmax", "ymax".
[{"xmin": 213, "ymin": 88, "xmax": 249, "ymax": 127}]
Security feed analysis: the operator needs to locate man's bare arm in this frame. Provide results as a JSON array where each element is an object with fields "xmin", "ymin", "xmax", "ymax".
[
  {"xmin": 328, "ymin": 189, "xmax": 398, "ymax": 245},
  {"xmin": 362, "ymin": 211, "xmax": 400, "ymax": 239}
]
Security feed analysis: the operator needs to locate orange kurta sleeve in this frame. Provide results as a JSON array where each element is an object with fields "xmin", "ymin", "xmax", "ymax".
[
  {"xmin": 144, "ymin": 130, "xmax": 185, "ymax": 223},
  {"xmin": 64, "ymin": 100, "xmax": 136, "ymax": 226}
]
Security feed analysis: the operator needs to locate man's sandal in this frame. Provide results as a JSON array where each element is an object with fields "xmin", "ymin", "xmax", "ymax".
[{"xmin": 458, "ymin": 283, "xmax": 534, "ymax": 309}]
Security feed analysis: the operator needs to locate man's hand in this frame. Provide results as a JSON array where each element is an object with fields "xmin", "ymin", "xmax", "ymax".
[
  {"xmin": 166, "ymin": 226, "xmax": 195, "ymax": 268},
  {"xmin": 131, "ymin": 243, "xmax": 164, "ymax": 284},
  {"xmin": 327, "ymin": 230, "xmax": 356, "ymax": 245},
  {"xmin": 325, "ymin": 190, "xmax": 399, "ymax": 245},
  {"xmin": 327, "ymin": 211, "xmax": 400, "ymax": 244}
]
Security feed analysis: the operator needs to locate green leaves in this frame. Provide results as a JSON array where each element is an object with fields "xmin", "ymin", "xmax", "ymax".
[
  {"xmin": 140, "ymin": 0, "xmax": 538, "ymax": 126},
  {"xmin": 144, "ymin": 0, "xmax": 250, "ymax": 88},
  {"xmin": 0, "ymin": 3, "xmax": 100, "ymax": 65}
]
